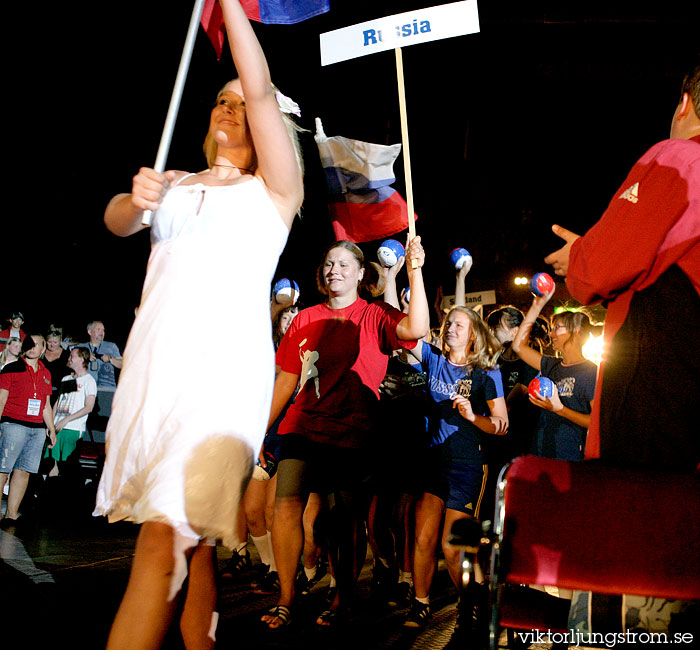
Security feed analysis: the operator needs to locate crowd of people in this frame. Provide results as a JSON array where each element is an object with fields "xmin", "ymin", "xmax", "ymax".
[
  {"xmin": 221, "ymin": 245, "xmax": 603, "ymax": 637},
  {"xmin": 0, "ymin": 244, "xmax": 600, "ymax": 637},
  {"xmin": 1, "ymin": 3, "xmax": 697, "ymax": 647},
  {"xmin": 0, "ymin": 317, "xmax": 122, "ymax": 521}
]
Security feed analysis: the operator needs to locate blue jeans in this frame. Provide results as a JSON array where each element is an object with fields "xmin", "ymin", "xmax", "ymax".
[{"xmin": 0, "ymin": 422, "xmax": 47, "ymax": 474}]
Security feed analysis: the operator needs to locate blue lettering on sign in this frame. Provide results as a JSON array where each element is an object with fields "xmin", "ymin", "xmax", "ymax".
[
  {"xmin": 364, "ymin": 20, "xmax": 431, "ymax": 47},
  {"xmin": 363, "ymin": 29, "xmax": 378, "ymax": 45}
]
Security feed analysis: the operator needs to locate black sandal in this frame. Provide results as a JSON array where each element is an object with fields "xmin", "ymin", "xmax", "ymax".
[
  {"xmin": 316, "ymin": 608, "xmax": 345, "ymax": 628},
  {"xmin": 261, "ymin": 605, "xmax": 292, "ymax": 630}
]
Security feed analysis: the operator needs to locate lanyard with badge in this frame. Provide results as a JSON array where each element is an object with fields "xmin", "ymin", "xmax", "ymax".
[{"xmin": 27, "ymin": 365, "xmax": 42, "ymax": 417}]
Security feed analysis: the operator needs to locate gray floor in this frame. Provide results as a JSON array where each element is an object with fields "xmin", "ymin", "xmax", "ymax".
[{"xmin": 1, "ymin": 477, "xmax": 558, "ymax": 650}]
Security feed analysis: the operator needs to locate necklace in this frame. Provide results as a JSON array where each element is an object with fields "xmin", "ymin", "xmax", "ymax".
[{"xmin": 211, "ymin": 163, "xmax": 256, "ymax": 174}]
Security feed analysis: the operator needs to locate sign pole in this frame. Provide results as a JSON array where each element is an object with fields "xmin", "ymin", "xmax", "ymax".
[
  {"xmin": 142, "ymin": 0, "xmax": 206, "ymax": 226},
  {"xmin": 394, "ymin": 46, "xmax": 417, "ymax": 266},
  {"xmin": 319, "ymin": 1, "xmax": 480, "ymax": 259}
]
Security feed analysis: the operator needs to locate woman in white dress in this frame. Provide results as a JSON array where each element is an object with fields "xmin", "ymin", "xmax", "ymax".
[{"xmin": 94, "ymin": 1, "xmax": 304, "ymax": 648}]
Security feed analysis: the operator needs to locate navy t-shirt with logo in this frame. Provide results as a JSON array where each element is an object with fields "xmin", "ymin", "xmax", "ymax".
[
  {"xmin": 420, "ymin": 342, "xmax": 503, "ymax": 464},
  {"xmin": 534, "ymin": 356, "xmax": 597, "ymax": 461}
]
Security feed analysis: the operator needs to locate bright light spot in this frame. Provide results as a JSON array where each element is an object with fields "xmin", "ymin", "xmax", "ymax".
[
  {"xmin": 514, "ymin": 276, "xmax": 528, "ymax": 286},
  {"xmin": 582, "ymin": 332, "xmax": 604, "ymax": 365}
]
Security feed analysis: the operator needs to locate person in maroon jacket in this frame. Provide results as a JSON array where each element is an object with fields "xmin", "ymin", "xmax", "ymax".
[{"xmin": 544, "ymin": 60, "xmax": 700, "ymax": 470}]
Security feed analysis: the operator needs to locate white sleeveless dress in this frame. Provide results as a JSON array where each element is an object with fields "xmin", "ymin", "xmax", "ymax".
[{"xmin": 94, "ymin": 175, "xmax": 289, "ymax": 550}]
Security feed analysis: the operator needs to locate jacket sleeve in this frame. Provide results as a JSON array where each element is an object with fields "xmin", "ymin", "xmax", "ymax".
[{"xmin": 567, "ymin": 139, "xmax": 698, "ymax": 304}]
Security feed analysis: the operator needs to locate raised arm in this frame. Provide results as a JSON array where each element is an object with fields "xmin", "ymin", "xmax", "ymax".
[
  {"xmin": 380, "ymin": 256, "xmax": 405, "ymax": 310},
  {"xmin": 220, "ymin": 0, "xmax": 303, "ymax": 226},
  {"xmin": 512, "ymin": 290, "xmax": 554, "ymax": 371},
  {"xmin": 396, "ymin": 236, "xmax": 430, "ymax": 341},
  {"xmin": 453, "ymin": 256, "xmax": 472, "ymax": 307}
]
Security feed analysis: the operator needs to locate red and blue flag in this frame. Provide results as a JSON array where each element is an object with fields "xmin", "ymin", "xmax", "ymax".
[
  {"xmin": 315, "ymin": 118, "xmax": 417, "ymax": 244},
  {"xmin": 202, "ymin": 0, "xmax": 330, "ymax": 59}
]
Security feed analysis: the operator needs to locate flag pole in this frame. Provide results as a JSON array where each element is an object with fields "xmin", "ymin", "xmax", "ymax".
[
  {"xmin": 394, "ymin": 46, "xmax": 417, "ymax": 267},
  {"xmin": 142, "ymin": 0, "xmax": 207, "ymax": 226}
]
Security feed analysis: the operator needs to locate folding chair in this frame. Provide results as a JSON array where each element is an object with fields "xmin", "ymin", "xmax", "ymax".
[{"xmin": 488, "ymin": 455, "xmax": 700, "ymax": 649}]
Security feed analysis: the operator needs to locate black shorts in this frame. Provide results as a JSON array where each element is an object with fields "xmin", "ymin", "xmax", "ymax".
[
  {"xmin": 423, "ymin": 448, "xmax": 487, "ymax": 517},
  {"xmin": 276, "ymin": 433, "xmax": 370, "ymax": 500}
]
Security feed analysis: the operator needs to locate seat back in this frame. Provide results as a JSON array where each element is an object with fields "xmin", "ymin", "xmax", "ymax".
[{"xmin": 492, "ymin": 455, "xmax": 700, "ymax": 601}]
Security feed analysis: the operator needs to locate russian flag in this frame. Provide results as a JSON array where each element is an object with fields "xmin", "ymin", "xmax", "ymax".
[
  {"xmin": 315, "ymin": 118, "xmax": 416, "ymax": 244},
  {"xmin": 202, "ymin": 0, "xmax": 330, "ymax": 59},
  {"xmin": 240, "ymin": 0, "xmax": 330, "ymax": 24}
]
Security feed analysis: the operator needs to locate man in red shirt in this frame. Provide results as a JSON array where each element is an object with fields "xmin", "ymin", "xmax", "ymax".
[
  {"xmin": 544, "ymin": 60, "xmax": 700, "ymax": 470},
  {"xmin": 0, "ymin": 334, "xmax": 56, "ymax": 524},
  {"xmin": 0, "ymin": 312, "xmax": 27, "ymax": 352}
]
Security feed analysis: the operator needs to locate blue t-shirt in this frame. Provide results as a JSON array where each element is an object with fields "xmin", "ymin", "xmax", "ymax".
[
  {"xmin": 76, "ymin": 341, "xmax": 122, "ymax": 389},
  {"xmin": 420, "ymin": 342, "xmax": 503, "ymax": 463},
  {"xmin": 534, "ymin": 356, "xmax": 597, "ymax": 461}
]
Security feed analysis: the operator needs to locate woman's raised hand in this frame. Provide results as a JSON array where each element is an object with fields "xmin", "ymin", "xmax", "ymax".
[
  {"xmin": 404, "ymin": 235, "xmax": 425, "ymax": 271},
  {"xmin": 531, "ymin": 286, "xmax": 555, "ymax": 312}
]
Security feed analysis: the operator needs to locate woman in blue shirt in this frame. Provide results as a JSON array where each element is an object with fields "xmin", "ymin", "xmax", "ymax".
[
  {"xmin": 401, "ymin": 306, "xmax": 507, "ymax": 628},
  {"xmin": 512, "ymin": 289, "xmax": 597, "ymax": 461}
]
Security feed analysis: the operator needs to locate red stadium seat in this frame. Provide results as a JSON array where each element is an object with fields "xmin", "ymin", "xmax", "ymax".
[{"xmin": 488, "ymin": 455, "xmax": 700, "ymax": 649}]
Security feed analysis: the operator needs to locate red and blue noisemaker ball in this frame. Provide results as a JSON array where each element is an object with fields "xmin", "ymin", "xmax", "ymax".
[
  {"xmin": 528, "ymin": 376, "xmax": 554, "ymax": 399},
  {"xmin": 530, "ymin": 272, "xmax": 555, "ymax": 297}
]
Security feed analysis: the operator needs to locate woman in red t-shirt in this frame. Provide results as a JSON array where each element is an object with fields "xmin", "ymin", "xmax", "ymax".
[{"xmin": 261, "ymin": 238, "xmax": 429, "ymax": 629}]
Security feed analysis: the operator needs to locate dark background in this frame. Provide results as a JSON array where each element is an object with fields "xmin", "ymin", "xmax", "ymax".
[{"xmin": 5, "ymin": 0, "xmax": 698, "ymax": 347}]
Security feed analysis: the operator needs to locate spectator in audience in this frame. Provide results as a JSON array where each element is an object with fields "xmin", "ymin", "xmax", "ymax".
[
  {"xmin": 0, "ymin": 337, "xmax": 22, "ymax": 370},
  {"xmin": 0, "ymin": 312, "xmax": 27, "ymax": 351},
  {"xmin": 76, "ymin": 320, "xmax": 122, "ymax": 441},
  {"xmin": 42, "ymin": 329, "xmax": 70, "ymax": 405},
  {"xmin": 78, "ymin": 321, "xmax": 123, "ymax": 387},
  {"xmin": 0, "ymin": 334, "xmax": 56, "ymax": 524},
  {"xmin": 44, "ymin": 347, "xmax": 97, "ymax": 477}
]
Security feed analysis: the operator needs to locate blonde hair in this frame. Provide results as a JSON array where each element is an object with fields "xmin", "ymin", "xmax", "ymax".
[
  {"xmin": 0, "ymin": 337, "xmax": 21, "ymax": 367},
  {"xmin": 440, "ymin": 307, "xmax": 502, "ymax": 370},
  {"xmin": 203, "ymin": 81, "xmax": 306, "ymax": 176}
]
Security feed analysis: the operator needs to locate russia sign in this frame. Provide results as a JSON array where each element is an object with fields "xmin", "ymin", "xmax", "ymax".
[{"xmin": 320, "ymin": 1, "xmax": 480, "ymax": 66}]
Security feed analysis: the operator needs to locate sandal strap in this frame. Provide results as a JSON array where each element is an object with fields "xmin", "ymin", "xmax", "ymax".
[
  {"xmin": 267, "ymin": 605, "xmax": 292, "ymax": 625},
  {"xmin": 317, "ymin": 608, "xmax": 342, "ymax": 626}
]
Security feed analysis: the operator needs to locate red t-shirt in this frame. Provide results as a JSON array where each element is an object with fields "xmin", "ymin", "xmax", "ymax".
[
  {"xmin": 0, "ymin": 328, "xmax": 26, "ymax": 352},
  {"xmin": 0, "ymin": 359, "xmax": 53, "ymax": 426},
  {"xmin": 276, "ymin": 297, "xmax": 417, "ymax": 448}
]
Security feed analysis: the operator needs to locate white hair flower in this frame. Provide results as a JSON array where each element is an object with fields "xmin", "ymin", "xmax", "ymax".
[{"xmin": 275, "ymin": 91, "xmax": 301, "ymax": 117}]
